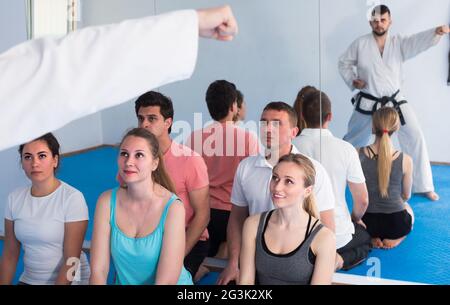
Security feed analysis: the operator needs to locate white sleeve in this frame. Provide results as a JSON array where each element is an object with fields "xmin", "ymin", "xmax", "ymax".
[
  {"xmin": 338, "ymin": 39, "xmax": 359, "ymax": 91},
  {"xmin": 312, "ymin": 160, "xmax": 335, "ymax": 212},
  {"xmin": 4, "ymin": 193, "xmax": 14, "ymax": 221},
  {"xmin": 400, "ymin": 28, "xmax": 442, "ymax": 61},
  {"xmin": 346, "ymin": 146, "xmax": 366, "ymax": 184},
  {"xmin": 0, "ymin": 10, "xmax": 199, "ymax": 152},
  {"xmin": 64, "ymin": 191, "xmax": 89, "ymax": 222},
  {"xmin": 230, "ymin": 161, "xmax": 249, "ymax": 207}
]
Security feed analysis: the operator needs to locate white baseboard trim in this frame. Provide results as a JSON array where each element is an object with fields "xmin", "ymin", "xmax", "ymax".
[{"xmin": 332, "ymin": 272, "xmax": 427, "ymax": 285}]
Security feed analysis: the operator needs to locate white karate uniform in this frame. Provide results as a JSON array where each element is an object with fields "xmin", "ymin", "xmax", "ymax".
[
  {"xmin": 0, "ymin": 10, "xmax": 199, "ymax": 152},
  {"xmin": 338, "ymin": 28, "xmax": 442, "ymax": 193}
]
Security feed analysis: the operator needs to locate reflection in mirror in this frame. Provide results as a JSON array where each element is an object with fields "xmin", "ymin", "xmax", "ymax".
[
  {"xmin": 78, "ymin": 0, "xmax": 321, "ymax": 151},
  {"xmin": 316, "ymin": 0, "xmax": 450, "ymax": 282},
  {"xmin": 156, "ymin": 0, "xmax": 322, "ymax": 151},
  {"xmin": 26, "ymin": 0, "xmax": 80, "ymax": 39}
]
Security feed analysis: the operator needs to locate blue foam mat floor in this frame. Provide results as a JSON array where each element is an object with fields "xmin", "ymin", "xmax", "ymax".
[
  {"xmin": 2, "ymin": 147, "xmax": 449, "ymax": 284},
  {"xmin": 338, "ymin": 165, "xmax": 450, "ymax": 285}
]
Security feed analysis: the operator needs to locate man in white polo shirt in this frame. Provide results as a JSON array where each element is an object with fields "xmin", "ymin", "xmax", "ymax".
[
  {"xmin": 293, "ymin": 89, "xmax": 371, "ymax": 271},
  {"xmin": 217, "ymin": 101, "xmax": 335, "ymax": 285}
]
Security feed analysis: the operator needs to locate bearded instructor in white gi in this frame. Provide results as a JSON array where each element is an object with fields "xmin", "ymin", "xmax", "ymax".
[{"xmin": 339, "ymin": 4, "xmax": 449, "ymax": 201}]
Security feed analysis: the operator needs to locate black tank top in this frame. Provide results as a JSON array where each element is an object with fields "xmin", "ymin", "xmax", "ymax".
[{"xmin": 255, "ymin": 210, "xmax": 323, "ymax": 285}]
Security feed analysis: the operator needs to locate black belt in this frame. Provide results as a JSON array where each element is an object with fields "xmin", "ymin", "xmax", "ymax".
[{"xmin": 351, "ymin": 90, "xmax": 407, "ymax": 125}]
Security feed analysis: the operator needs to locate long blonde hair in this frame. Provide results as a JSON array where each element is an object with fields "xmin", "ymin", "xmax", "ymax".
[
  {"xmin": 275, "ymin": 154, "xmax": 318, "ymax": 218},
  {"xmin": 119, "ymin": 128, "xmax": 176, "ymax": 194},
  {"xmin": 372, "ymin": 108, "xmax": 400, "ymax": 198}
]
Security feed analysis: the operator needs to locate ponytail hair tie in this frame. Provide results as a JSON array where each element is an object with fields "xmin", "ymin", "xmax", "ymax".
[{"xmin": 383, "ymin": 129, "xmax": 389, "ymax": 134}]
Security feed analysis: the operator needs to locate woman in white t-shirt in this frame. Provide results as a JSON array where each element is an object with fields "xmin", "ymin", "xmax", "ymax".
[{"xmin": 0, "ymin": 133, "xmax": 90, "ymax": 285}]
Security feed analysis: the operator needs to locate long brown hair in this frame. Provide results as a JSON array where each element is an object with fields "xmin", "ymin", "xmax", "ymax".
[
  {"xmin": 120, "ymin": 128, "xmax": 176, "ymax": 193},
  {"xmin": 372, "ymin": 108, "xmax": 400, "ymax": 198},
  {"xmin": 293, "ymin": 86, "xmax": 318, "ymax": 135},
  {"xmin": 275, "ymin": 153, "xmax": 318, "ymax": 218}
]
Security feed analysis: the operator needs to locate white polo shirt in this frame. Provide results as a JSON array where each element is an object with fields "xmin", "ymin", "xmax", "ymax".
[
  {"xmin": 231, "ymin": 145, "xmax": 335, "ymax": 216},
  {"xmin": 293, "ymin": 129, "xmax": 366, "ymax": 249}
]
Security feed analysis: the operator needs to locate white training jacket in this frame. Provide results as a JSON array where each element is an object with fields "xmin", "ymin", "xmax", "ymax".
[
  {"xmin": 338, "ymin": 28, "xmax": 441, "ymax": 99},
  {"xmin": 0, "ymin": 9, "xmax": 199, "ymax": 151}
]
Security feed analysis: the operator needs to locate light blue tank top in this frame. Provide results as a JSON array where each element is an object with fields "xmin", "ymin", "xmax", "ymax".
[{"xmin": 110, "ymin": 188, "xmax": 193, "ymax": 285}]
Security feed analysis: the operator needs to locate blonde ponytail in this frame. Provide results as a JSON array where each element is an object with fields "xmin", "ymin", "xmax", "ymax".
[
  {"xmin": 303, "ymin": 192, "xmax": 319, "ymax": 218},
  {"xmin": 377, "ymin": 131, "xmax": 392, "ymax": 198},
  {"xmin": 372, "ymin": 108, "xmax": 400, "ymax": 198},
  {"xmin": 152, "ymin": 153, "xmax": 176, "ymax": 194}
]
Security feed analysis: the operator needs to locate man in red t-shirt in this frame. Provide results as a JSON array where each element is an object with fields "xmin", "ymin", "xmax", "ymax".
[
  {"xmin": 186, "ymin": 80, "xmax": 259, "ymax": 269},
  {"xmin": 134, "ymin": 91, "xmax": 210, "ymax": 279}
]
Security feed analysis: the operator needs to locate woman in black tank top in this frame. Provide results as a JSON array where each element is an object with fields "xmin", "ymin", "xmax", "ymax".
[{"xmin": 239, "ymin": 154, "xmax": 335, "ymax": 285}]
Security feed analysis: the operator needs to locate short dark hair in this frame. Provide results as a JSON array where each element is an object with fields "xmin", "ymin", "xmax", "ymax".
[
  {"xmin": 263, "ymin": 102, "xmax": 298, "ymax": 128},
  {"xmin": 372, "ymin": 5, "xmax": 391, "ymax": 16},
  {"xmin": 135, "ymin": 91, "xmax": 174, "ymax": 133},
  {"xmin": 302, "ymin": 91, "xmax": 332, "ymax": 128},
  {"xmin": 205, "ymin": 80, "xmax": 237, "ymax": 121},
  {"xmin": 19, "ymin": 133, "xmax": 60, "ymax": 172}
]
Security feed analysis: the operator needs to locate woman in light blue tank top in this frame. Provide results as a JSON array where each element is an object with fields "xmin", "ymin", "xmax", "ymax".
[{"xmin": 89, "ymin": 128, "xmax": 192, "ymax": 285}]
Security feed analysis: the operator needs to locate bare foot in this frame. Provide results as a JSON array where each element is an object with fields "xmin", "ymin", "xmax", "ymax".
[
  {"xmin": 382, "ymin": 237, "xmax": 406, "ymax": 249},
  {"xmin": 424, "ymin": 191, "xmax": 439, "ymax": 201},
  {"xmin": 371, "ymin": 238, "xmax": 383, "ymax": 249}
]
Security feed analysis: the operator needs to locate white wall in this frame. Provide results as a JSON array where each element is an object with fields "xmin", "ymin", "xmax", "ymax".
[
  {"xmin": 0, "ymin": 0, "xmax": 29, "ymax": 231},
  {"xmin": 95, "ymin": 0, "xmax": 321, "ymax": 145},
  {"xmin": 0, "ymin": 0, "xmax": 27, "ymax": 52},
  {"xmin": 95, "ymin": 0, "xmax": 450, "ymax": 163}
]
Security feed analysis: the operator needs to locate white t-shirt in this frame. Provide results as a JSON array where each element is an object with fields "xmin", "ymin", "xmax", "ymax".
[
  {"xmin": 231, "ymin": 145, "xmax": 335, "ymax": 216},
  {"xmin": 293, "ymin": 129, "xmax": 366, "ymax": 249},
  {"xmin": 4, "ymin": 181, "xmax": 90, "ymax": 285}
]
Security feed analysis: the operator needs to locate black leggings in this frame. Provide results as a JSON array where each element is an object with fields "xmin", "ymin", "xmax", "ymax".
[
  {"xmin": 207, "ymin": 209, "xmax": 230, "ymax": 257},
  {"xmin": 184, "ymin": 240, "xmax": 210, "ymax": 278},
  {"xmin": 337, "ymin": 223, "xmax": 372, "ymax": 270},
  {"xmin": 362, "ymin": 210, "xmax": 412, "ymax": 240}
]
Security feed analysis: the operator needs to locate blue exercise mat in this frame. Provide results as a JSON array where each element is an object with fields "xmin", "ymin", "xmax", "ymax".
[
  {"xmin": 340, "ymin": 165, "xmax": 450, "ymax": 284},
  {"xmin": 0, "ymin": 240, "xmax": 23, "ymax": 284},
  {"xmin": 58, "ymin": 146, "xmax": 119, "ymax": 241}
]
